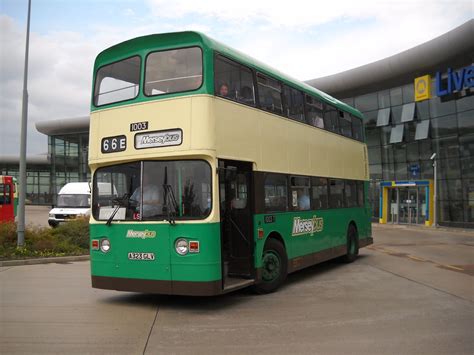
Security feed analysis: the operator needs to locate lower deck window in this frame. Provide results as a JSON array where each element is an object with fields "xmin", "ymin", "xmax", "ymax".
[
  {"xmin": 329, "ymin": 179, "xmax": 345, "ymax": 208},
  {"xmin": 345, "ymin": 180, "xmax": 358, "ymax": 208},
  {"xmin": 311, "ymin": 177, "xmax": 328, "ymax": 209},
  {"xmin": 290, "ymin": 176, "xmax": 310, "ymax": 211},
  {"xmin": 264, "ymin": 174, "xmax": 288, "ymax": 212}
]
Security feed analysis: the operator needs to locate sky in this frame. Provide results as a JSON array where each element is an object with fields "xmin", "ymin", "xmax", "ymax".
[{"xmin": 0, "ymin": 0, "xmax": 472, "ymax": 157}]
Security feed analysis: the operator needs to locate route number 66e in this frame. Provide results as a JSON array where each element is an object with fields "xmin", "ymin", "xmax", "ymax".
[{"xmin": 101, "ymin": 135, "xmax": 127, "ymax": 153}]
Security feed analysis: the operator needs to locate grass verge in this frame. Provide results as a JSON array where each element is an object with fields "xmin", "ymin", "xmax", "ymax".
[{"xmin": 0, "ymin": 219, "xmax": 89, "ymax": 260}]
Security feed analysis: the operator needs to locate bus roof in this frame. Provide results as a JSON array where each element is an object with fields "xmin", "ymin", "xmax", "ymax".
[{"xmin": 94, "ymin": 31, "xmax": 363, "ymax": 118}]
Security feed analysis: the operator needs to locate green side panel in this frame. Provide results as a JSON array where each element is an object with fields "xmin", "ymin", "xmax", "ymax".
[
  {"xmin": 90, "ymin": 222, "xmax": 221, "ymax": 282},
  {"xmin": 253, "ymin": 207, "xmax": 371, "ymax": 268}
]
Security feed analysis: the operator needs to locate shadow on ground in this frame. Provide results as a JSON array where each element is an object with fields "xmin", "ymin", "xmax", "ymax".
[{"xmin": 98, "ymin": 255, "xmax": 370, "ymax": 311}]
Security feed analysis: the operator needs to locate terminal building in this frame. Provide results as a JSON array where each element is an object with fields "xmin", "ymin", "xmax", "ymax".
[
  {"xmin": 1, "ymin": 20, "xmax": 472, "ymax": 227},
  {"xmin": 308, "ymin": 20, "xmax": 473, "ymax": 228},
  {"xmin": 1, "ymin": 117, "xmax": 89, "ymax": 205}
]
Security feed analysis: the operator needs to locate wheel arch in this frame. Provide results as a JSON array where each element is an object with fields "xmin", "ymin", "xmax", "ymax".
[
  {"xmin": 265, "ymin": 231, "xmax": 287, "ymax": 250},
  {"xmin": 348, "ymin": 220, "xmax": 359, "ymax": 238}
]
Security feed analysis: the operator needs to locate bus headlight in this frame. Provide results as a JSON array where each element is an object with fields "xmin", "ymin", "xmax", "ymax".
[
  {"xmin": 100, "ymin": 238, "xmax": 111, "ymax": 253},
  {"xmin": 175, "ymin": 238, "xmax": 188, "ymax": 255}
]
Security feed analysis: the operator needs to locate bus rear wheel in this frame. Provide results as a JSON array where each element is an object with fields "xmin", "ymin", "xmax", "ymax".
[
  {"xmin": 342, "ymin": 224, "xmax": 359, "ymax": 263},
  {"xmin": 254, "ymin": 238, "xmax": 287, "ymax": 294}
]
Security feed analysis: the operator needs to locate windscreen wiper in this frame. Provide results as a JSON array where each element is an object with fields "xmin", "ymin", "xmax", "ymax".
[
  {"xmin": 163, "ymin": 184, "xmax": 178, "ymax": 225},
  {"xmin": 162, "ymin": 166, "xmax": 178, "ymax": 225},
  {"xmin": 106, "ymin": 193, "xmax": 130, "ymax": 226}
]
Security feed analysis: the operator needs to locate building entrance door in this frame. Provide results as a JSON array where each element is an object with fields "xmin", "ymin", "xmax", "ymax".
[
  {"xmin": 388, "ymin": 186, "xmax": 427, "ymax": 225},
  {"xmin": 388, "ymin": 188, "xmax": 399, "ymax": 223},
  {"xmin": 399, "ymin": 188, "xmax": 418, "ymax": 224},
  {"xmin": 380, "ymin": 180, "xmax": 432, "ymax": 226}
]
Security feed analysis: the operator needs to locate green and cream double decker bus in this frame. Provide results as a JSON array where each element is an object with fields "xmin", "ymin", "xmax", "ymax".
[{"xmin": 89, "ymin": 32, "xmax": 372, "ymax": 296}]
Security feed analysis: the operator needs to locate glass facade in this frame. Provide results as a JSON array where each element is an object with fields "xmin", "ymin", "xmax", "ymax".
[
  {"xmin": 342, "ymin": 74, "xmax": 474, "ymax": 228},
  {"xmin": 1, "ymin": 161, "xmax": 52, "ymax": 205},
  {"xmin": 49, "ymin": 133, "xmax": 90, "ymax": 205},
  {"xmin": 0, "ymin": 132, "xmax": 89, "ymax": 205}
]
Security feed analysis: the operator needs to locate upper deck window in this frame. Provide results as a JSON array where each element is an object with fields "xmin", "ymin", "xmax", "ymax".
[
  {"xmin": 145, "ymin": 47, "xmax": 202, "ymax": 96},
  {"xmin": 283, "ymin": 85, "xmax": 305, "ymax": 122},
  {"xmin": 352, "ymin": 115, "xmax": 364, "ymax": 141},
  {"xmin": 94, "ymin": 56, "xmax": 141, "ymax": 106},
  {"xmin": 257, "ymin": 74, "xmax": 283, "ymax": 115},
  {"xmin": 306, "ymin": 95, "xmax": 325, "ymax": 129},
  {"xmin": 339, "ymin": 110, "xmax": 353, "ymax": 138},
  {"xmin": 324, "ymin": 105, "xmax": 339, "ymax": 133},
  {"xmin": 214, "ymin": 55, "xmax": 255, "ymax": 106}
]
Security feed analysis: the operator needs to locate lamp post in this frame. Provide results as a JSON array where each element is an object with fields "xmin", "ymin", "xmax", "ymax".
[
  {"xmin": 17, "ymin": 0, "xmax": 32, "ymax": 247},
  {"xmin": 431, "ymin": 153, "xmax": 437, "ymax": 227}
]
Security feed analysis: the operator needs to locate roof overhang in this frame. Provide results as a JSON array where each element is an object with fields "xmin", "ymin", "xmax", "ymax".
[
  {"xmin": 306, "ymin": 20, "xmax": 474, "ymax": 98},
  {"xmin": 1, "ymin": 154, "xmax": 50, "ymax": 165},
  {"xmin": 35, "ymin": 116, "xmax": 90, "ymax": 136}
]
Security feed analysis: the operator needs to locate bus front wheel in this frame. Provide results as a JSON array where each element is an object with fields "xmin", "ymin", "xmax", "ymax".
[
  {"xmin": 342, "ymin": 224, "xmax": 359, "ymax": 263},
  {"xmin": 254, "ymin": 238, "xmax": 287, "ymax": 294}
]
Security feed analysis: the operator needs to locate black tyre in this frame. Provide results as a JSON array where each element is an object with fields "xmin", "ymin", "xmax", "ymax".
[
  {"xmin": 342, "ymin": 224, "xmax": 359, "ymax": 263},
  {"xmin": 253, "ymin": 238, "xmax": 288, "ymax": 294}
]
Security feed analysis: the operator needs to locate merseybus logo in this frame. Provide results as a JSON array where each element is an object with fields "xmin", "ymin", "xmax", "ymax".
[
  {"xmin": 134, "ymin": 129, "xmax": 182, "ymax": 149},
  {"xmin": 126, "ymin": 229, "xmax": 156, "ymax": 239},
  {"xmin": 291, "ymin": 216, "xmax": 324, "ymax": 237}
]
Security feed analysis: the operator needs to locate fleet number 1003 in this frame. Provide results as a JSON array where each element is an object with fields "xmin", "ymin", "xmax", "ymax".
[{"xmin": 101, "ymin": 135, "xmax": 126, "ymax": 153}]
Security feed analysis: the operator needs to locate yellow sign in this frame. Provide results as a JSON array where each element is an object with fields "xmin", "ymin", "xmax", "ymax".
[{"xmin": 414, "ymin": 75, "xmax": 431, "ymax": 102}]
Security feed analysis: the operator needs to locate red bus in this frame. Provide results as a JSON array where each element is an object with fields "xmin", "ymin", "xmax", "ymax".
[{"xmin": 0, "ymin": 176, "xmax": 18, "ymax": 223}]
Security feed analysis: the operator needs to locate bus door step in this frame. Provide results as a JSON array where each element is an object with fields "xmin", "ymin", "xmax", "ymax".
[{"xmin": 223, "ymin": 277, "xmax": 254, "ymax": 293}]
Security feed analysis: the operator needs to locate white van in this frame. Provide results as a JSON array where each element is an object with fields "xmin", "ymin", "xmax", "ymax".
[{"xmin": 48, "ymin": 182, "xmax": 91, "ymax": 227}]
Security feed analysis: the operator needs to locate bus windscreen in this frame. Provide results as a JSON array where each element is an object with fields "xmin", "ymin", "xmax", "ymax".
[
  {"xmin": 144, "ymin": 47, "xmax": 202, "ymax": 96},
  {"xmin": 94, "ymin": 56, "xmax": 141, "ymax": 106}
]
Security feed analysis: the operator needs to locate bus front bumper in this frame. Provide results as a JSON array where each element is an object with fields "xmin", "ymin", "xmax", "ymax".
[{"xmin": 91, "ymin": 275, "xmax": 222, "ymax": 296}]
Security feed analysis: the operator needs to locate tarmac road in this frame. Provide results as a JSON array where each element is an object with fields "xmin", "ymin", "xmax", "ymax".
[
  {"xmin": 24, "ymin": 205, "xmax": 51, "ymax": 228},
  {"xmin": 1, "ymin": 224, "xmax": 473, "ymax": 354}
]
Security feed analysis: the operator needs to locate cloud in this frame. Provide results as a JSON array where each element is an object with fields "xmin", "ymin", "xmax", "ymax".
[
  {"xmin": 1, "ymin": 0, "xmax": 472, "ymax": 156},
  {"xmin": 0, "ymin": 13, "xmax": 169, "ymax": 157},
  {"xmin": 0, "ymin": 15, "xmax": 102, "ymax": 156},
  {"xmin": 143, "ymin": 0, "xmax": 472, "ymax": 80},
  {"xmin": 145, "ymin": 0, "xmax": 471, "ymax": 30},
  {"xmin": 123, "ymin": 8, "xmax": 135, "ymax": 17}
]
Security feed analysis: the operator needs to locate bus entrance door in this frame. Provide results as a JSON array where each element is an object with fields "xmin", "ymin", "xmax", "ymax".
[{"xmin": 218, "ymin": 160, "xmax": 255, "ymax": 291}]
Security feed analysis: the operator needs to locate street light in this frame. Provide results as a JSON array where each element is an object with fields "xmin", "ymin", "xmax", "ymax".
[
  {"xmin": 430, "ymin": 153, "xmax": 437, "ymax": 227},
  {"xmin": 17, "ymin": 0, "xmax": 32, "ymax": 246}
]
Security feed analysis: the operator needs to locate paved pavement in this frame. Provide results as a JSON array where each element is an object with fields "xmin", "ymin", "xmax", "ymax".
[
  {"xmin": 1, "ymin": 225, "xmax": 473, "ymax": 354},
  {"xmin": 24, "ymin": 205, "xmax": 51, "ymax": 228}
]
